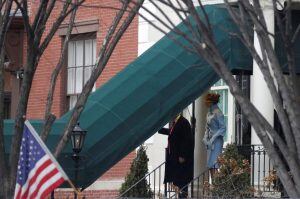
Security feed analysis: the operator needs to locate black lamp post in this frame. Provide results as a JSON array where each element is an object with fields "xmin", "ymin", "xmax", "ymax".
[{"xmin": 71, "ymin": 122, "xmax": 87, "ymax": 199}]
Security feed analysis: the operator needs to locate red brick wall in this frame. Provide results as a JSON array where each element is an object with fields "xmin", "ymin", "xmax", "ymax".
[
  {"xmin": 27, "ymin": 1, "xmax": 138, "ymax": 118},
  {"xmin": 53, "ymin": 190, "xmax": 118, "ymax": 199},
  {"xmin": 100, "ymin": 151, "xmax": 136, "ymax": 180},
  {"xmin": 24, "ymin": 1, "xmax": 138, "ymax": 197}
]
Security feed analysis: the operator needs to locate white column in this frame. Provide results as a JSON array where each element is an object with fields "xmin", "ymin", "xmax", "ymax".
[
  {"xmin": 250, "ymin": 1, "xmax": 275, "ymax": 145},
  {"xmin": 194, "ymin": 93, "xmax": 208, "ymax": 177},
  {"xmin": 250, "ymin": 1, "xmax": 275, "ymax": 187}
]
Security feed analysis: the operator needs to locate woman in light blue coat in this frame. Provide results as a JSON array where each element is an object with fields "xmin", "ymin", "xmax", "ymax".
[{"xmin": 203, "ymin": 93, "xmax": 226, "ymax": 171}]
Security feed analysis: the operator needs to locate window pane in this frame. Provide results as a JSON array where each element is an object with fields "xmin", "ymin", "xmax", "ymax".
[
  {"xmin": 224, "ymin": 116, "xmax": 228, "ymax": 141},
  {"xmin": 76, "ymin": 40, "xmax": 84, "ymax": 67},
  {"xmin": 84, "ymin": 66, "xmax": 92, "ymax": 84},
  {"xmin": 69, "ymin": 95, "xmax": 78, "ymax": 110},
  {"xmin": 68, "ymin": 42, "xmax": 76, "ymax": 68},
  {"xmin": 67, "ymin": 68, "xmax": 75, "ymax": 94},
  {"xmin": 85, "ymin": 39, "xmax": 93, "ymax": 66},
  {"xmin": 215, "ymin": 89, "xmax": 228, "ymax": 116},
  {"xmin": 75, "ymin": 66, "xmax": 83, "ymax": 93},
  {"xmin": 68, "ymin": 39, "xmax": 96, "ymax": 96},
  {"xmin": 213, "ymin": 89, "xmax": 228, "ymax": 141},
  {"xmin": 93, "ymin": 39, "xmax": 96, "ymax": 65},
  {"xmin": 224, "ymin": 90, "xmax": 228, "ymax": 114}
]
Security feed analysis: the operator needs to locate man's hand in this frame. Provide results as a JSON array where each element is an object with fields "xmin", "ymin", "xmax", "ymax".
[{"xmin": 179, "ymin": 157, "xmax": 185, "ymax": 163}]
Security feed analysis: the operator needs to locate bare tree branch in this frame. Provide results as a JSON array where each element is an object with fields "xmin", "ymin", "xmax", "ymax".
[
  {"xmin": 138, "ymin": 9, "xmax": 195, "ymax": 53},
  {"xmin": 0, "ymin": 48, "xmax": 8, "ymax": 198},
  {"xmin": 149, "ymin": 0, "xmax": 177, "ymax": 31},
  {"xmin": 0, "ymin": 0, "xmax": 7, "ymax": 12},
  {"xmin": 38, "ymin": 0, "xmax": 85, "ymax": 55},
  {"xmin": 148, "ymin": 0, "xmax": 300, "ymax": 196},
  {"xmin": 54, "ymin": 0, "xmax": 145, "ymax": 157},
  {"xmin": 32, "ymin": 0, "xmax": 49, "ymax": 32},
  {"xmin": 134, "ymin": 0, "xmax": 199, "ymax": 52},
  {"xmin": 292, "ymin": 24, "xmax": 300, "ymax": 44},
  {"xmin": 240, "ymin": 1, "xmax": 300, "ymax": 159},
  {"xmin": 0, "ymin": 0, "xmax": 13, "ymax": 51},
  {"xmin": 41, "ymin": 0, "xmax": 78, "ymax": 142},
  {"xmin": 226, "ymin": 1, "xmax": 296, "ymax": 154},
  {"xmin": 13, "ymin": 0, "xmax": 33, "ymax": 36},
  {"xmin": 0, "ymin": 1, "xmax": 14, "ymax": 197},
  {"xmin": 273, "ymin": 0, "xmax": 297, "ymax": 96},
  {"xmin": 226, "ymin": 1, "xmax": 297, "ymax": 157},
  {"xmin": 165, "ymin": 0, "xmax": 202, "ymax": 45},
  {"xmin": 8, "ymin": 1, "xmax": 85, "ymax": 196}
]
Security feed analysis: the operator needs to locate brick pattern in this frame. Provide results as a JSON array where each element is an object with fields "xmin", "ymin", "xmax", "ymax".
[
  {"xmin": 52, "ymin": 190, "xmax": 119, "ymax": 199},
  {"xmin": 27, "ymin": 0, "xmax": 138, "ymax": 118},
  {"xmin": 23, "ymin": 0, "xmax": 138, "ymax": 197},
  {"xmin": 100, "ymin": 151, "xmax": 136, "ymax": 180}
]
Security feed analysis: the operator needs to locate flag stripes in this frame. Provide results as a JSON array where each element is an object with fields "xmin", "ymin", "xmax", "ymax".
[{"xmin": 14, "ymin": 121, "xmax": 69, "ymax": 199}]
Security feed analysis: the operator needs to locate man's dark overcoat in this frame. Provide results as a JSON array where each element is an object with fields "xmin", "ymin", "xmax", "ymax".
[{"xmin": 158, "ymin": 115, "xmax": 194, "ymax": 186}]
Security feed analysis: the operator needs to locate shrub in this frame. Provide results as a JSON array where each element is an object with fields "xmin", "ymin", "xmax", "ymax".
[
  {"xmin": 211, "ymin": 144, "xmax": 254, "ymax": 198},
  {"xmin": 119, "ymin": 145, "xmax": 153, "ymax": 198}
]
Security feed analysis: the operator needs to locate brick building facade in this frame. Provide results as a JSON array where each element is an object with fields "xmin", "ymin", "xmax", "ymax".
[{"xmin": 4, "ymin": 1, "xmax": 138, "ymax": 198}]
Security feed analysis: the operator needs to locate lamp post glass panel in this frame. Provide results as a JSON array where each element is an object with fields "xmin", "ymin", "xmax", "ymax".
[{"xmin": 71, "ymin": 122, "xmax": 87, "ymax": 198}]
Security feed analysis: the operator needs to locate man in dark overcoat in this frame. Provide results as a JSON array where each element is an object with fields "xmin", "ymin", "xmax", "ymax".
[{"xmin": 158, "ymin": 114, "xmax": 194, "ymax": 198}]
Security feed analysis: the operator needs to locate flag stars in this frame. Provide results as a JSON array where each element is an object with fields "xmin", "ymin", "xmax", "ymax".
[{"xmin": 16, "ymin": 124, "xmax": 65, "ymax": 192}]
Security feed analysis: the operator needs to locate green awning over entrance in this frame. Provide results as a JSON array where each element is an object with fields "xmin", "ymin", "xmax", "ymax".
[{"xmin": 4, "ymin": 5, "xmax": 252, "ymax": 188}]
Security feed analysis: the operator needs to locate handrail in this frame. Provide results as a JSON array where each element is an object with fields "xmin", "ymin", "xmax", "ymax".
[
  {"xmin": 169, "ymin": 144, "xmax": 283, "ymax": 198},
  {"xmin": 118, "ymin": 161, "xmax": 165, "ymax": 198},
  {"xmin": 169, "ymin": 167, "xmax": 212, "ymax": 198},
  {"xmin": 118, "ymin": 144, "xmax": 282, "ymax": 198}
]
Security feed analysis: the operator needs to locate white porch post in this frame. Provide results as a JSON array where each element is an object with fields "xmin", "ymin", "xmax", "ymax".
[
  {"xmin": 250, "ymin": 1, "xmax": 276, "ymax": 188},
  {"xmin": 250, "ymin": 1, "xmax": 275, "ymax": 145},
  {"xmin": 194, "ymin": 93, "xmax": 208, "ymax": 177}
]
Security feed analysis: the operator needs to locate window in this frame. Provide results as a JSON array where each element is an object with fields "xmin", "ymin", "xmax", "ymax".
[
  {"xmin": 235, "ymin": 75, "xmax": 251, "ymax": 145},
  {"xmin": 67, "ymin": 38, "xmax": 96, "ymax": 110},
  {"xmin": 210, "ymin": 80, "xmax": 230, "ymax": 142}
]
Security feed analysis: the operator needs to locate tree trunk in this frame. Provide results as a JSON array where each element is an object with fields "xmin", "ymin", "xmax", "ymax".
[
  {"xmin": 0, "ymin": 48, "xmax": 8, "ymax": 199},
  {"xmin": 8, "ymin": 49, "xmax": 38, "ymax": 196},
  {"xmin": 1, "ymin": 176, "xmax": 11, "ymax": 198}
]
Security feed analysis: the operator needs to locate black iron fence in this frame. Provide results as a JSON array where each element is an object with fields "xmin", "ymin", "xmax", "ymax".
[
  {"xmin": 118, "ymin": 144, "xmax": 284, "ymax": 198},
  {"xmin": 169, "ymin": 168, "xmax": 211, "ymax": 198},
  {"xmin": 238, "ymin": 145, "xmax": 282, "ymax": 193}
]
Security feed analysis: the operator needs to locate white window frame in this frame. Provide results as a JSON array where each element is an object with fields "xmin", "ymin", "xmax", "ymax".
[
  {"xmin": 210, "ymin": 80, "xmax": 235, "ymax": 145},
  {"xmin": 67, "ymin": 38, "xmax": 96, "ymax": 110}
]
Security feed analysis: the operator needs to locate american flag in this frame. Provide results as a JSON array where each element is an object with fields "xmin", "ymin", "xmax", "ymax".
[{"xmin": 14, "ymin": 120, "xmax": 69, "ymax": 199}]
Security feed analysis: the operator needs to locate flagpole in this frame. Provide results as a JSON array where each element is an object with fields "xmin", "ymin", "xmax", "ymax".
[
  {"xmin": 24, "ymin": 120, "xmax": 82, "ymax": 197},
  {"xmin": 67, "ymin": 179, "xmax": 81, "ymax": 196}
]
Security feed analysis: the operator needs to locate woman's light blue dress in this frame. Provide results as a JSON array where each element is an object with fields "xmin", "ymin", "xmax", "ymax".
[{"xmin": 203, "ymin": 104, "xmax": 226, "ymax": 168}]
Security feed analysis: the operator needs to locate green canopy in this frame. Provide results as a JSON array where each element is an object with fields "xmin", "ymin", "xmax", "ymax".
[{"xmin": 4, "ymin": 5, "xmax": 252, "ymax": 188}]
